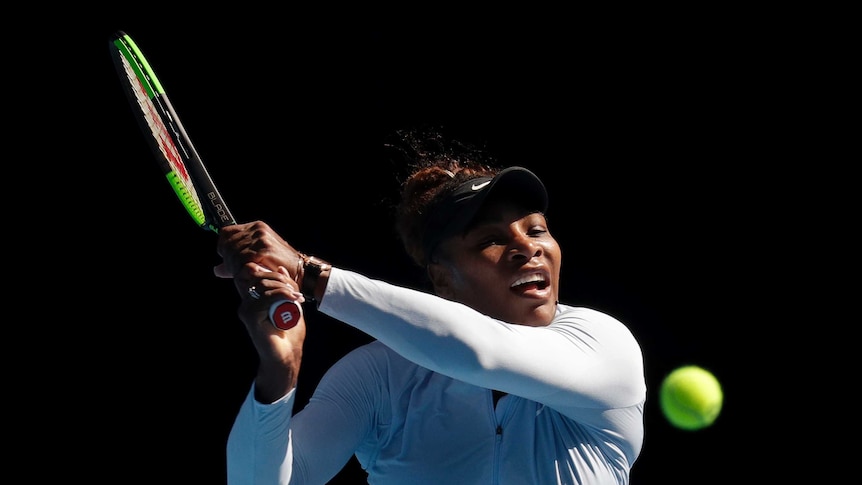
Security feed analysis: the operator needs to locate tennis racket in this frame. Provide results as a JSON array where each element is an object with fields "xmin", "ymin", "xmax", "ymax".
[{"xmin": 109, "ymin": 30, "xmax": 301, "ymax": 330}]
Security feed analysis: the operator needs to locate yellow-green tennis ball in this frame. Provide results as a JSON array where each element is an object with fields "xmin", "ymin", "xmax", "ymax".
[{"xmin": 660, "ymin": 365, "xmax": 723, "ymax": 430}]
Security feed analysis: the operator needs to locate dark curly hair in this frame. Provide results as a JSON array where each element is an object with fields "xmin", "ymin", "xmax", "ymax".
[{"xmin": 388, "ymin": 127, "xmax": 502, "ymax": 268}]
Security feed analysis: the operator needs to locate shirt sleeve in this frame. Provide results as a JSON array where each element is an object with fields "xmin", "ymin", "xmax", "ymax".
[
  {"xmin": 318, "ymin": 267, "xmax": 646, "ymax": 419},
  {"xmin": 226, "ymin": 346, "xmax": 385, "ymax": 485},
  {"xmin": 226, "ymin": 385, "xmax": 295, "ymax": 485}
]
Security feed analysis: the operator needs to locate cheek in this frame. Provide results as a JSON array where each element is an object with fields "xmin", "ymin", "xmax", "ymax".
[
  {"xmin": 450, "ymin": 266, "xmax": 502, "ymax": 300},
  {"xmin": 544, "ymin": 242, "xmax": 562, "ymax": 264},
  {"xmin": 542, "ymin": 237, "xmax": 561, "ymax": 254},
  {"xmin": 445, "ymin": 251, "xmax": 506, "ymax": 294},
  {"xmin": 446, "ymin": 267, "xmax": 470, "ymax": 291}
]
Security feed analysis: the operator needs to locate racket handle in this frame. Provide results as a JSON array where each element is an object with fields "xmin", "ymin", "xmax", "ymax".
[{"xmin": 269, "ymin": 300, "xmax": 303, "ymax": 331}]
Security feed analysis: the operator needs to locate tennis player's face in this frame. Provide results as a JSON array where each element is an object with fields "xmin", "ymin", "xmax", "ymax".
[{"xmin": 431, "ymin": 199, "xmax": 561, "ymax": 327}]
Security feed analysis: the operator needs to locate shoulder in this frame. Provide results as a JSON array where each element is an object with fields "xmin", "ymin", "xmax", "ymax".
[
  {"xmin": 553, "ymin": 304, "xmax": 626, "ymax": 326},
  {"xmin": 344, "ymin": 340, "xmax": 406, "ymax": 361},
  {"xmin": 319, "ymin": 341, "xmax": 436, "ymax": 400},
  {"xmin": 329, "ymin": 341, "xmax": 426, "ymax": 379},
  {"xmin": 552, "ymin": 304, "xmax": 643, "ymax": 350}
]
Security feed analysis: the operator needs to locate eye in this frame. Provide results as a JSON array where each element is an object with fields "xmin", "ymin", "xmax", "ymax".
[
  {"xmin": 527, "ymin": 224, "xmax": 548, "ymax": 237},
  {"xmin": 524, "ymin": 213, "xmax": 549, "ymax": 236},
  {"xmin": 477, "ymin": 236, "xmax": 503, "ymax": 248},
  {"xmin": 469, "ymin": 227, "xmax": 507, "ymax": 249}
]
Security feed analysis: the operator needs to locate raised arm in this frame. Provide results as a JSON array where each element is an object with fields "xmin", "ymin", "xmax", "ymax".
[{"xmin": 319, "ymin": 268, "xmax": 645, "ymax": 415}]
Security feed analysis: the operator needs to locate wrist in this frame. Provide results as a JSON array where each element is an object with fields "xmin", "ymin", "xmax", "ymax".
[{"xmin": 298, "ymin": 254, "xmax": 331, "ymax": 303}]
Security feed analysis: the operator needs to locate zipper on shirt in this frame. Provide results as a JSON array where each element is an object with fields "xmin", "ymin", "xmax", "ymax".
[
  {"xmin": 490, "ymin": 391, "xmax": 507, "ymax": 484},
  {"xmin": 493, "ymin": 424, "xmax": 503, "ymax": 483}
]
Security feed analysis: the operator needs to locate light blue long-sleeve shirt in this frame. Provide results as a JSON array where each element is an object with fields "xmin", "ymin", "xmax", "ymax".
[{"xmin": 227, "ymin": 267, "xmax": 645, "ymax": 484}]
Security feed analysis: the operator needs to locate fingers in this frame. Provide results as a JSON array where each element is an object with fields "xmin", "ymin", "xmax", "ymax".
[
  {"xmin": 239, "ymin": 263, "xmax": 304, "ymax": 304},
  {"xmin": 276, "ymin": 266, "xmax": 306, "ymax": 304},
  {"xmin": 214, "ymin": 221, "xmax": 300, "ymax": 280},
  {"xmin": 215, "ymin": 224, "xmax": 246, "ymax": 277},
  {"xmin": 238, "ymin": 265, "xmax": 306, "ymax": 337}
]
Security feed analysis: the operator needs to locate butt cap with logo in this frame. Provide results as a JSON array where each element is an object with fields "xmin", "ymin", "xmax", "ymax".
[{"xmin": 421, "ymin": 167, "xmax": 548, "ymax": 262}]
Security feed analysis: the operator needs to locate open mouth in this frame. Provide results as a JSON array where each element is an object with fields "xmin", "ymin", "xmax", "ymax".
[{"xmin": 511, "ymin": 272, "xmax": 549, "ymax": 291}]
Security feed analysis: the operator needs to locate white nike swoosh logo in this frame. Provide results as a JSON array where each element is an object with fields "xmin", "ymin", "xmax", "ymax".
[{"xmin": 471, "ymin": 181, "xmax": 491, "ymax": 190}]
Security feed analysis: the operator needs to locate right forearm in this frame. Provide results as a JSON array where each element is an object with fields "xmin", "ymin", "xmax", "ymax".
[{"xmin": 254, "ymin": 359, "xmax": 300, "ymax": 404}]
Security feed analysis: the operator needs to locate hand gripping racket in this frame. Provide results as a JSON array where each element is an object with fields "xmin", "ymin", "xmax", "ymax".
[{"xmin": 109, "ymin": 31, "xmax": 301, "ymax": 330}]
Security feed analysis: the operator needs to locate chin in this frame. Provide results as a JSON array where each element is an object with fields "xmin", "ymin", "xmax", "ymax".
[
  {"xmin": 470, "ymin": 297, "xmax": 554, "ymax": 326},
  {"xmin": 529, "ymin": 302, "xmax": 557, "ymax": 327}
]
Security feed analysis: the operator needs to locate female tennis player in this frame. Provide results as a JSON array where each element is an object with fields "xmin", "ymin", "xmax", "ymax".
[{"xmin": 214, "ymin": 129, "xmax": 646, "ymax": 484}]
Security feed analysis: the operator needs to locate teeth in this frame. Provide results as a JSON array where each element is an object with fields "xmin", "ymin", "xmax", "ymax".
[{"xmin": 511, "ymin": 273, "xmax": 545, "ymax": 287}]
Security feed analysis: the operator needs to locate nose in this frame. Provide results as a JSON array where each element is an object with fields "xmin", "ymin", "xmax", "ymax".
[{"xmin": 507, "ymin": 231, "xmax": 542, "ymax": 262}]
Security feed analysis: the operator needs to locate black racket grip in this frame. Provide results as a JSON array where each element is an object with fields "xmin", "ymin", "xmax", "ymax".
[{"xmin": 269, "ymin": 300, "xmax": 303, "ymax": 330}]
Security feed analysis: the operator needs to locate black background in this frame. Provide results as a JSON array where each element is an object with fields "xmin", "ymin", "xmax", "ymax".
[{"xmin": 28, "ymin": 9, "xmax": 842, "ymax": 484}]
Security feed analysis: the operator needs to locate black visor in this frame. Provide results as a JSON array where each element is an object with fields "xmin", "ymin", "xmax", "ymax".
[{"xmin": 421, "ymin": 167, "xmax": 548, "ymax": 261}]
